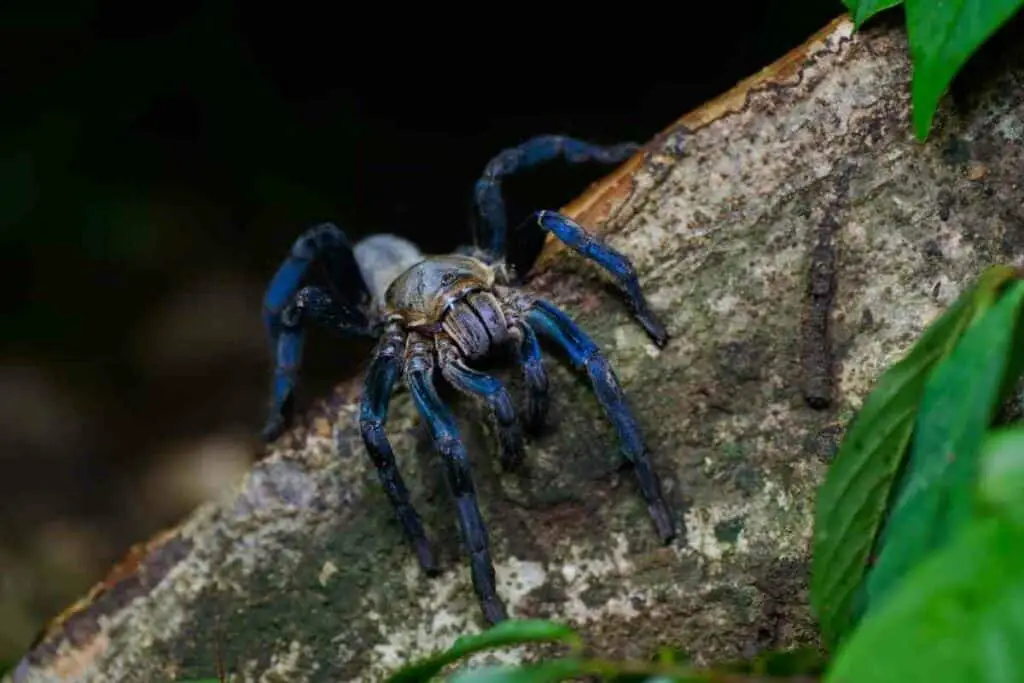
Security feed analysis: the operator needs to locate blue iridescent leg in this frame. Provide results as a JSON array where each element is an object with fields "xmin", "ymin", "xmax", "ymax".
[
  {"xmin": 526, "ymin": 298, "xmax": 675, "ymax": 543},
  {"xmin": 263, "ymin": 321, "xmax": 305, "ymax": 441},
  {"xmin": 360, "ymin": 323, "xmax": 439, "ymax": 574},
  {"xmin": 263, "ymin": 222, "xmax": 370, "ymax": 340},
  {"xmin": 262, "ymin": 222, "xmax": 372, "ymax": 441},
  {"xmin": 262, "ymin": 285, "xmax": 373, "ymax": 442},
  {"xmin": 514, "ymin": 320, "xmax": 549, "ymax": 434},
  {"xmin": 437, "ymin": 336, "xmax": 525, "ymax": 471},
  {"xmin": 523, "ymin": 210, "xmax": 668, "ymax": 347},
  {"xmin": 405, "ymin": 333, "xmax": 507, "ymax": 623},
  {"xmin": 473, "ymin": 135, "xmax": 640, "ymax": 258}
]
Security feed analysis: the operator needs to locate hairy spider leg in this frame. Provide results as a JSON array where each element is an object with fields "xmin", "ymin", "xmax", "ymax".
[
  {"xmin": 263, "ymin": 318, "xmax": 304, "ymax": 442},
  {"xmin": 472, "ymin": 135, "xmax": 641, "ymax": 258},
  {"xmin": 525, "ymin": 210, "xmax": 669, "ymax": 347},
  {"xmin": 263, "ymin": 222, "xmax": 371, "ymax": 338},
  {"xmin": 512, "ymin": 320, "xmax": 550, "ymax": 434},
  {"xmin": 262, "ymin": 222, "xmax": 373, "ymax": 440},
  {"xmin": 525, "ymin": 298, "xmax": 676, "ymax": 543},
  {"xmin": 262, "ymin": 285, "xmax": 374, "ymax": 441},
  {"xmin": 405, "ymin": 333, "xmax": 508, "ymax": 624},
  {"xmin": 437, "ymin": 335, "xmax": 525, "ymax": 471},
  {"xmin": 359, "ymin": 323, "xmax": 439, "ymax": 575}
]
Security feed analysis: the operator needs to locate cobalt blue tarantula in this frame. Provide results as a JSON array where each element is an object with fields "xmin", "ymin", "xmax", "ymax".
[{"xmin": 261, "ymin": 135, "xmax": 675, "ymax": 623}]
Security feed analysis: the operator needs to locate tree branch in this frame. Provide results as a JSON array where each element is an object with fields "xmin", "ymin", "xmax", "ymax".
[{"xmin": 11, "ymin": 14, "xmax": 1024, "ymax": 683}]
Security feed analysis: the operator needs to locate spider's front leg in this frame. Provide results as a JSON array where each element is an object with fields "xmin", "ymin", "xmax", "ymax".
[
  {"xmin": 472, "ymin": 135, "xmax": 641, "ymax": 259},
  {"xmin": 436, "ymin": 334, "xmax": 524, "ymax": 470},
  {"xmin": 404, "ymin": 332, "xmax": 507, "ymax": 624},
  {"xmin": 526, "ymin": 298, "xmax": 676, "ymax": 544},
  {"xmin": 360, "ymin": 322, "xmax": 439, "ymax": 575},
  {"xmin": 503, "ymin": 306, "xmax": 550, "ymax": 435},
  {"xmin": 519, "ymin": 210, "xmax": 669, "ymax": 348},
  {"xmin": 261, "ymin": 222, "xmax": 374, "ymax": 441}
]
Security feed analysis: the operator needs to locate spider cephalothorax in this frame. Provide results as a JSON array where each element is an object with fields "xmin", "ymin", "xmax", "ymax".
[{"xmin": 261, "ymin": 135, "xmax": 676, "ymax": 624}]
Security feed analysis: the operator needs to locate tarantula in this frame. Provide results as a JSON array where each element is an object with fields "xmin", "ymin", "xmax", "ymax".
[{"xmin": 261, "ymin": 135, "xmax": 675, "ymax": 623}]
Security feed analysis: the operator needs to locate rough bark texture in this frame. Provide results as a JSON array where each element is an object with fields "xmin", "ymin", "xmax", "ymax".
[{"xmin": 10, "ymin": 14, "xmax": 1024, "ymax": 683}]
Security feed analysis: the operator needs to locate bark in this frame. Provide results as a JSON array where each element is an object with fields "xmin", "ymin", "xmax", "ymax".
[{"xmin": 10, "ymin": 14, "xmax": 1024, "ymax": 683}]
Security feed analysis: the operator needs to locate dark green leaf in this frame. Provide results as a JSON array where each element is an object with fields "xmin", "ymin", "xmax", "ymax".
[
  {"xmin": 747, "ymin": 647, "xmax": 829, "ymax": 676},
  {"xmin": 844, "ymin": 0, "xmax": 904, "ymax": 28},
  {"xmin": 654, "ymin": 647, "xmax": 693, "ymax": 667},
  {"xmin": 978, "ymin": 426, "xmax": 1024, "ymax": 525},
  {"xmin": 714, "ymin": 646, "xmax": 826, "ymax": 676},
  {"xmin": 386, "ymin": 620, "xmax": 581, "ymax": 683},
  {"xmin": 810, "ymin": 265, "xmax": 1018, "ymax": 649},
  {"xmin": 446, "ymin": 659, "xmax": 583, "ymax": 683},
  {"xmin": 906, "ymin": 0, "xmax": 1024, "ymax": 139},
  {"xmin": 826, "ymin": 515, "xmax": 1024, "ymax": 682},
  {"xmin": 863, "ymin": 279, "xmax": 1024, "ymax": 616}
]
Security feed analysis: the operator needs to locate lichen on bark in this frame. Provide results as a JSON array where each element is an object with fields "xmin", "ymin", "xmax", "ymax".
[{"xmin": 10, "ymin": 13, "xmax": 1024, "ymax": 683}]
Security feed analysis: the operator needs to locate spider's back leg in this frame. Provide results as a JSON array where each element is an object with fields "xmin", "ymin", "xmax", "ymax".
[
  {"xmin": 472, "ymin": 135, "xmax": 641, "ymax": 261},
  {"xmin": 263, "ymin": 222, "xmax": 371, "ymax": 338},
  {"xmin": 404, "ymin": 332, "xmax": 508, "ymax": 624},
  {"xmin": 262, "ymin": 222, "xmax": 374, "ymax": 441},
  {"xmin": 525, "ymin": 298, "xmax": 676, "ymax": 544}
]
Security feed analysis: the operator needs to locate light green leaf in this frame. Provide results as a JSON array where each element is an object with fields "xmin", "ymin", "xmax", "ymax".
[
  {"xmin": 826, "ymin": 515, "xmax": 1024, "ymax": 682},
  {"xmin": 387, "ymin": 620, "xmax": 581, "ymax": 683},
  {"xmin": 862, "ymin": 279, "xmax": 1024, "ymax": 616},
  {"xmin": 446, "ymin": 659, "xmax": 583, "ymax": 683},
  {"xmin": 810, "ymin": 265, "xmax": 1018, "ymax": 649},
  {"xmin": 906, "ymin": 0, "xmax": 1024, "ymax": 140},
  {"xmin": 978, "ymin": 426, "xmax": 1024, "ymax": 525}
]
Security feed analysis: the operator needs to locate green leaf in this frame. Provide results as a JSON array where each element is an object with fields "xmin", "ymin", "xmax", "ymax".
[
  {"xmin": 446, "ymin": 659, "xmax": 584, "ymax": 683},
  {"xmin": 978, "ymin": 426, "xmax": 1024, "ymax": 525},
  {"xmin": 906, "ymin": 0, "xmax": 1024, "ymax": 140},
  {"xmin": 826, "ymin": 515, "xmax": 1024, "ymax": 683},
  {"xmin": 735, "ymin": 647, "xmax": 829, "ymax": 676},
  {"xmin": 810, "ymin": 265, "xmax": 1018, "ymax": 650},
  {"xmin": 386, "ymin": 620, "xmax": 582, "ymax": 683},
  {"xmin": 862, "ymin": 279, "xmax": 1024, "ymax": 615},
  {"xmin": 844, "ymin": 0, "xmax": 904, "ymax": 28}
]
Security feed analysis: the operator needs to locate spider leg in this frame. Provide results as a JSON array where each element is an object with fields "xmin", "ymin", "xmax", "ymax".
[
  {"xmin": 437, "ymin": 335, "xmax": 525, "ymax": 471},
  {"xmin": 518, "ymin": 210, "xmax": 669, "ymax": 348},
  {"xmin": 405, "ymin": 333, "xmax": 507, "ymax": 624},
  {"xmin": 511, "ymin": 319, "xmax": 550, "ymax": 434},
  {"xmin": 263, "ymin": 222, "xmax": 371, "ymax": 340},
  {"xmin": 473, "ymin": 135, "xmax": 641, "ymax": 259},
  {"xmin": 263, "ymin": 321, "xmax": 305, "ymax": 442},
  {"xmin": 262, "ymin": 222, "xmax": 373, "ymax": 441},
  {"xmin": 360, "ymin": 323, "xmax": 439, "ymax": 575},
  {"xmin": 262, "ymin": 285, "xmax": 374, "ymax": 442},
  {"xmin": 525, "ymin": 298, "xmax": 676, "ymax": 543}
]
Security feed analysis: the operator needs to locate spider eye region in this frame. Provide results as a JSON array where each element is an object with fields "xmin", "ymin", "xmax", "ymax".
[{"xmin": 385, "ymin": 255, "xmax": 493, "ymax": 319}]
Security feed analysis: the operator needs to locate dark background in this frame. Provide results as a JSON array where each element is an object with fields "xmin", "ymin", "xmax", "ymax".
[{"xmin": 0, "ymin": 1, "xmax": 847, "ymax": 660}]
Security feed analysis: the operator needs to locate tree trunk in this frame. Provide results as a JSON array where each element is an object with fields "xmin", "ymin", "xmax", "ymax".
[{"xmin": 11, "ymin": 14, "xmax": 1024, "ymax": 683}]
